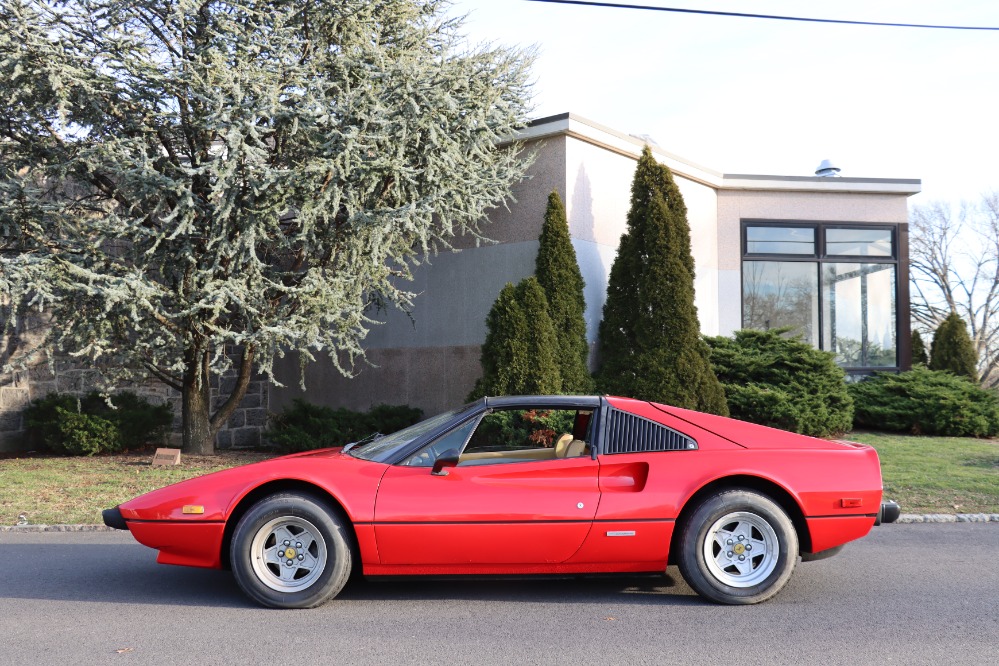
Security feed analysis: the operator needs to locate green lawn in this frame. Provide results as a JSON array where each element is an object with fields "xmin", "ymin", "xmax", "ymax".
[
  {"xmin": 848, "ymin": 432, "xmax": 999, "ymax": 514},
  {"xmin": 2, "ymin": 433, "xmax": 998, "ymax": 526}
]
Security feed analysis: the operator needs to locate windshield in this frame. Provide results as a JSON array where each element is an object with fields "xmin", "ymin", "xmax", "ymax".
[{"xmin": 348, "ymin": 404, "xmax": 475, "ymax": 463}]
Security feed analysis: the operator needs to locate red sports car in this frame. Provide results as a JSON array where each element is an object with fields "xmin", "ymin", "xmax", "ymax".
[{"xmin": 104, "ymin": 395, "xmax": 899, "ymax": 607}]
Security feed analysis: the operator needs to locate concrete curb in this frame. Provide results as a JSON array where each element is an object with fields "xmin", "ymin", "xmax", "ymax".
[
  {"xmin": 1, "ymin": 524, "xmax": 114, "ymax": 532},
  {"xmin": 896, "ymin": 513, "xmax": 999, "ymax": 523},
  {"xmin": 4, "ymin": 514, "xmax": 999, "ymax": 532}
]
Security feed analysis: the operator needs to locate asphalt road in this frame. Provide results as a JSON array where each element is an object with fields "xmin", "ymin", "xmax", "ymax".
[{"xmin": 1, "ymin": 524, "xmax": 996, "ymax": 665}]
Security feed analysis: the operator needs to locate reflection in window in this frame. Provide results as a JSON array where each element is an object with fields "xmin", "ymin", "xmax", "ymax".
[
  {"xmin": 746, "ymin": 226, "xmax": 815, "ymax": 255},
  {"xmin": 825, "ymin": 228, "xmax": 892, "ymax": 257},
  {"xmin": 822, "ymin": 263, "xmax": 897, "ymax": 367},
  {"xmin": 742, "ymin": 261, "xmax": 819, "ymax": 347}
]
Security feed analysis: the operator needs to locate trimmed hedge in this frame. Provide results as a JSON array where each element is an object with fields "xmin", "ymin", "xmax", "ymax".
[
  {"xmin": 24, "ymin": 391, "xmax": 173, "ymax": 456},
  {"xmin": 705, "ymin": 329, "xmax": 853, "ymax": 436},
  {"xmin": 265, "ymin": 399, "xmax": 423, "ymax": 453},
  {"xmin": 848, "ymin": 367, "xmax": 999, "ymax": 437}
]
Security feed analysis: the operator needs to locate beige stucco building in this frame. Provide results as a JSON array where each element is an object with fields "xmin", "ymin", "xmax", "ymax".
[{"xmin": 271, "ymin": 113, "xmax": 921, "ymax": 418}]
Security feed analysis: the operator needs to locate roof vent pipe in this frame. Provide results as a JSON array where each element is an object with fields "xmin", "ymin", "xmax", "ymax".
[{"xmin": 815, "ymin": 159, "xmax": 841, "ymax": 177}]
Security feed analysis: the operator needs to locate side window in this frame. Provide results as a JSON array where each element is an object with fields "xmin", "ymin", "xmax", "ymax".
[
  {"xmin": 400, "ymin": 418, "xmax": 478, "ymax": 467},
  {"xmin": 459, "ymin": 408, "xmax": 591, "ymax": 466}
]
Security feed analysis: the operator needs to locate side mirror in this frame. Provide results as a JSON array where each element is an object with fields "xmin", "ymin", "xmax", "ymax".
[{"xmin": 431, "ymin": 449, "xmax": 461, "ymax": 476}]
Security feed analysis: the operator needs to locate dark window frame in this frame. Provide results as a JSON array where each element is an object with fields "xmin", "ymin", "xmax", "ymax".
[{"xmin": 740, "ymin": 219, "xmax": 910, "ymax": 373}]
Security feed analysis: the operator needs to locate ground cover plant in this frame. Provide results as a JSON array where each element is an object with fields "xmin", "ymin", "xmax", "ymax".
[
  {"xmin": 706, "ymin": 329, "xmax": 853, "ymax": 437},
  {"xmin": 849, "ymin": 367, "xmax": 999, "ymax": 437}
]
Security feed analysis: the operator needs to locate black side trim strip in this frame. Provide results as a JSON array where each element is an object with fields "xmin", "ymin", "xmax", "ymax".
[
  {"xmin": 124, "ymin": 519, "xmax": 226, "ymax": 525},
  {"xmin": 356, "ymin": 518, "xmax": 676, "ymax": 526},
  {"xmin": 806, "ymin": 513, "xmax": 878, "ymax": 520}
]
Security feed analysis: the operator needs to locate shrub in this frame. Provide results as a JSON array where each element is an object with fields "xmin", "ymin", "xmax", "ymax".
[
  {"xmin": 469, "ymin": 277, "xmax": 562, "ymax": 400},
  {"xmin": 705, "ymin": 329, "xmax": 853, "ymax": 436},
  {"xmin": 597, "ymin": 146, "xmax": 727, "ymax": 415},
  {"xmin": 472, "ymin": 409, "xmax": 576, "ymax": 451},
  {"xmin": 848, "ymin": 367, "xmax": 999, "ymax": 437},
  {"xmin": 80, "ymin": 392, "xmax": 173, "ymax": 449},
  {"xmin": 929, "ymin": 313, "xmax": 978, "ymax": 380},
  {"xmin": 265, "ymin": 400, "xmax": 423, "ymax": 453},
  {"xmin": 23, "ymin": 393, "xmax": 77, "ymax": 451},
  {"xmin": 536, "ymin": 190, "xmax": 594, "ymax": 394},
  {"xmin": 23, "ymin": 391, "xmax": 172, "ymax": 455},
  {"xmin": 53, "ymin": 407, "xmax": 121, "ymax": 456},
  {"xmin": 365, "ymin": 404, "xmax": 425, "ymax": 435}
]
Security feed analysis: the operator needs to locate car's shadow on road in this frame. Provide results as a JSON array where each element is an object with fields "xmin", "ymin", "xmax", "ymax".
[
  {"xmin": 0, "ymin": 541, "xmax": 705, "ymax": 608},
  {"xmin": 342, "ymin": 569, "xmax": 703, "ymax": 607}
]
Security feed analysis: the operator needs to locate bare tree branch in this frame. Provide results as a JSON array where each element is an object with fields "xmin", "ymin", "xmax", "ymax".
[{"xmin": 910, "ymin": 193, "xmax": 999, "ymax": 386}]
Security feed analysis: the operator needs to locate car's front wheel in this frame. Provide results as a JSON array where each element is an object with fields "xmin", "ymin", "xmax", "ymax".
[
  {"xmin": 677, "ymin": 489, "xmax": 798, "ymax": 605},
  {"xmin": 230, "ymin": 492, "xmax": 353, "ymax": 609}
]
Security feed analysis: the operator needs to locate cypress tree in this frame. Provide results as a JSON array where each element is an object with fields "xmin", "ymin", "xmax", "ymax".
[
  {"xmin": 469, "ymin": 278, "xmax": 562, "ymax": 399},
  {"xmin": 929, "ymin": 313, "xmax": 978, "ymax": 381},
  {"xmin": 597, "ymin": 146, "xmax": 728, "ymax": 415},
  {"xmin": 535, "ymin": 190, "xmax": 595, "ymax": 394},
  {"xmin": 911, "ymin": 330, "xmax": 929, "ymax": 366}
]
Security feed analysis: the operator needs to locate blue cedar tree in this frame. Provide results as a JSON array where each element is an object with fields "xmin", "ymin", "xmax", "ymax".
[{"xmin": 0, "ymin": 0, "xmax": 534, "ymax": 453}]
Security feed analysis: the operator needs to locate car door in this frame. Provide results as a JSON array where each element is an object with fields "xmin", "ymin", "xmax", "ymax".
[{"xmin": 373, "ymin": 408, "xmax": 600, "ymax": 566}]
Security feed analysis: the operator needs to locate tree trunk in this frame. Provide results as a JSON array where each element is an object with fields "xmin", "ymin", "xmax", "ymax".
[{"xmin": 182, "ymin": 349, "xmax": 215, "ymax": 455}]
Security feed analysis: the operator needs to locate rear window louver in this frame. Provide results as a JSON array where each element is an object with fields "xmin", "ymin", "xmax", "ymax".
[{"xmin": 604, "ymin": 409, "xmax": 697, "ymax": 454}]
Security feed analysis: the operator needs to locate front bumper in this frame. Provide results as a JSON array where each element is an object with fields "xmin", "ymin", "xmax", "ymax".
[
  {"xmin": 102, "ymin": 506, "xmax": 129, "ymax": 531},
  {"xmin": 876, "ymin": 500, "xmax": 901, "ymax": 525}
]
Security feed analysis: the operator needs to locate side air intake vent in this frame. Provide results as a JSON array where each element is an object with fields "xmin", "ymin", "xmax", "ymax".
[{"xmin": 604, "ymin": 409, "xmax": 697, "ymax": 454}]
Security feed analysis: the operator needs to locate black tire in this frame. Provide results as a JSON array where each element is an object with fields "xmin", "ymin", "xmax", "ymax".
[
  {"xmin": 677, "ymin": 489, "xmax": 798, "ymax": 605},
  {"xmin": 230, "ymin": 492, "xmax": 353, "ymax": 609}
]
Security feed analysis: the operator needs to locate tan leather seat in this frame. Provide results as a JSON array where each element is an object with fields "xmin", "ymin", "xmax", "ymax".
[
  {"xmin": 565, "ymin": 439, "xmax": 586, "ymax": 457},
  {"xmin": 554, "ymin": 433, "xmax": 574, "ymax": 458}
]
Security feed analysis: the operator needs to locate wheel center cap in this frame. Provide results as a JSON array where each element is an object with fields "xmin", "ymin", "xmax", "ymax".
[
  {"xmin": 733, "ymin": 543, "xmax": 745, "ymax": 555},
  {"xmin": 284, "ymin": 547, "xmax": 297, "ymax": 559}
]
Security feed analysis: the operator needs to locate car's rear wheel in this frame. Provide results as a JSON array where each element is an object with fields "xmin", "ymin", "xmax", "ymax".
[
  {"xmin": 677, "ymin": 489, "xmax": 798, "ymax": 605},
  {"xmin": 230, "ymin": 492, "xmax": 352, "ymax": 609}
]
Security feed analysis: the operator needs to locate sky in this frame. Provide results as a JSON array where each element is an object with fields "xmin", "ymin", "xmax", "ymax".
[{"xmin": 447, "ymin": 0, "xmax": 999, "ymax": 206}]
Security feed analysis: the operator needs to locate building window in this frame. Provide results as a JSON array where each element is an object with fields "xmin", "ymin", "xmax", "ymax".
[{"xmin": 742, "ymin": 222, "xmax": 899, "ymax": 369}]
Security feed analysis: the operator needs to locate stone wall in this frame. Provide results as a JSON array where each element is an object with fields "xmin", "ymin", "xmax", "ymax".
[{"xmin": 0, "ymin": 354, "xmax": 269, "ymax": 454}]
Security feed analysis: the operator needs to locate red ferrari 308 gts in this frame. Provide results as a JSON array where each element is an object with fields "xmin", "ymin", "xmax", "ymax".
[{"xmin": 104, "ymin": 395, "xmax": 899, "ymax": 608}]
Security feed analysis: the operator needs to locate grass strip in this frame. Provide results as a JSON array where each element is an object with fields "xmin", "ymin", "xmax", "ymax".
[
  {"xmin": 849, "ymin": 432, "xmax": 999, "ymax": 514},
  {"xmin": 0, "ymin": 451, "xmax": 271, "ymax": 526}
]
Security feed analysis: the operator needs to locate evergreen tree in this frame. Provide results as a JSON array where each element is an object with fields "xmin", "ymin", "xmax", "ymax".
[
  {"xmin": 911, "ymin": 329, "xmax": 929, "ymax": 366},
  {"xmin": 929, "ymin": 313, "xmax": 979, "ymax": 381},
  {"xmin": 469, "ymin": 278, "xmax": 561, "ymax": 399},
  {"xmin": 535, "ymin": 190, "xmax": 594, "ymax": 394},
  {"xmin": 597, "ymin": 147, "xmax": 727, "ymax": 415},
  {"xmin": 0, "ymin": 0, "xmax": 533, "ymax": 453}
]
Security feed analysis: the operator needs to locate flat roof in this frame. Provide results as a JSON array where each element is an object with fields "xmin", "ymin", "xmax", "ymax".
[{"xmin": 519, "ymin": 113, "xmax": 921, "ymax": 196}]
